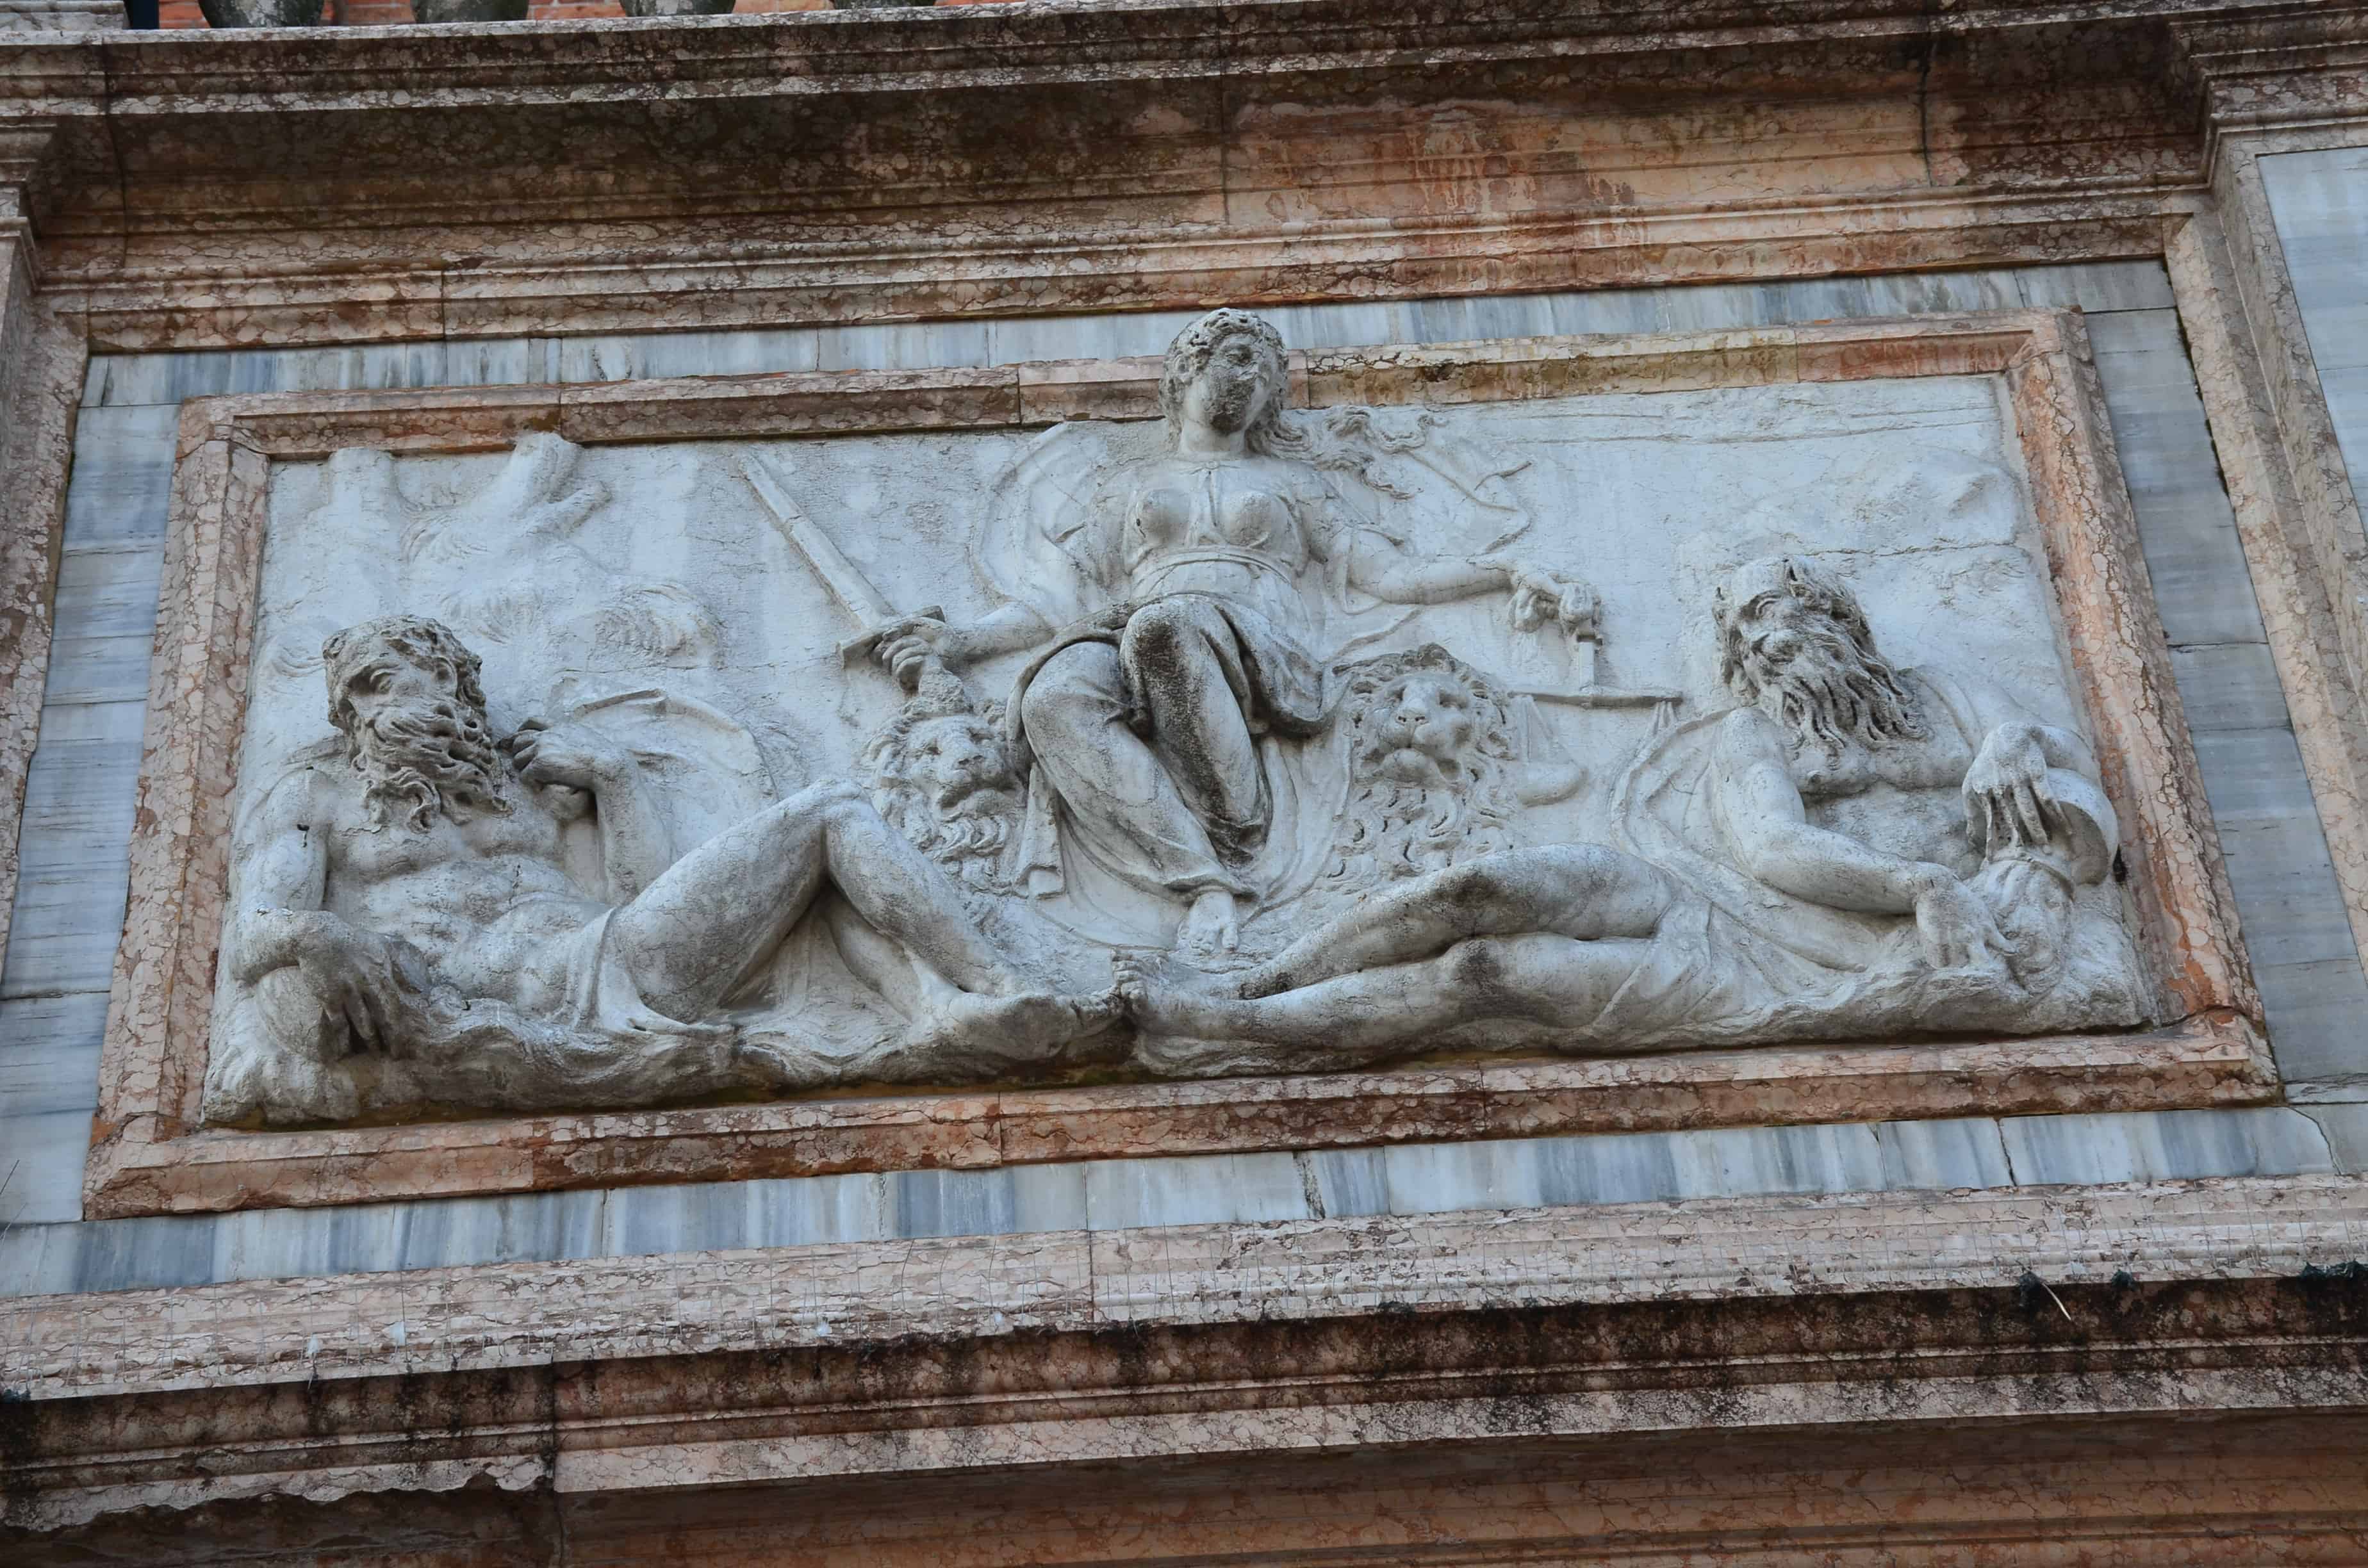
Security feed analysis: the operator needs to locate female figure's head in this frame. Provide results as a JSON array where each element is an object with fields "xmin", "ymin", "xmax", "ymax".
[{"xmin": 1160, "ymin": 309, "xmax": 1292, "ymax": 450}]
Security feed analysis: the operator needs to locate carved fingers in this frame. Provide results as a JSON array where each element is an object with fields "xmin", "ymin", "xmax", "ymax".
[
  {"xmin": 1506, "ymin": 565, "xmax": 1599, "ymax": 639},
  {"xmin": 872, "ymin": 613, "xmax": 963, "ymax": 683},
  {"xmin": 287, "ymin": 919, "xmax": 411, "ymax": 1058},
  {"xmin": 1963, "ymin": 723, "xmax": 2053, "ymax": 851},
  {"xmin": 1911, "ymin": 874, "xmax": 2018, "ymax": 974},
  {"xmin": 507, "ymin": 717, "xmax": 618, "ymax": 792}
]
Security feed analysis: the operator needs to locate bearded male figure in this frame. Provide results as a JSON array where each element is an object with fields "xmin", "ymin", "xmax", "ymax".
[
  {"xmin": 204, "ymin": 616, "xmax": 1118, "ymax": 1125},
  {"xmin": 1123, "ymin": 554, "xmax": 2145, "ymax": 1072}
]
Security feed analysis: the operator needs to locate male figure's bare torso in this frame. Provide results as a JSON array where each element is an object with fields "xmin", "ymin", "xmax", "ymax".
[
  {"xmin": 294, "ymin": 763, "xmax": 600, "ymax": 999},
  {"xmin": 1778, "ymin": 670, "xmax": 1980, "ymax": 877}
]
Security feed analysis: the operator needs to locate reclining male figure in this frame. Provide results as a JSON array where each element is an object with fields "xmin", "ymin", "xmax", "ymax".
[
  {"xmin": 1122, "ymin": 555, "xmax": 2109, "ymax": 1066},
  {"xmin": 224, "ymin": 615, "xmax": 1115, "ymax": 1104}
]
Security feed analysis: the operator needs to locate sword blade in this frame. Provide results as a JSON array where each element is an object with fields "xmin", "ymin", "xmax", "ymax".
[{"xmin": 739, "ymin": 452, "xmax": 899, "ymax": 628}]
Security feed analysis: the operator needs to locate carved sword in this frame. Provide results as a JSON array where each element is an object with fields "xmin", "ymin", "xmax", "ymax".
[{"xmin": 739, "ymin": 452, "xmax": 948, "ymax": 694}]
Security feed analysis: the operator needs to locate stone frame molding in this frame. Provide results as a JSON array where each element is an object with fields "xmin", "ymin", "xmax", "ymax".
[
  {"xmin": 9, "ymin": 1173, "xmax": 2368, "ymax": 1534},
  {"xmin": 79, "ymin": 307, "xmax": 2273, "ymax": 1220}
]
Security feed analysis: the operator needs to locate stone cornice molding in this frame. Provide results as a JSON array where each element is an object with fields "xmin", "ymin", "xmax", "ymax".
[
  {"xmin": 0, "ymin": 117, "xmax": 53, "ymax": 282},
  {"xmin": 0, "ymin": 0, "xmax": 2343, "ymax": 347},
  {"xmin": 2176, "ymin": 1, "xmax": 2368, "ymax": 150},
  {"xmin": 0, "ymin": 0, "xmax": 2302, "ymax": 108},
  {"xmin": 4, "ymin": 1175, "xmax": 2368, "ymax": 1531}
]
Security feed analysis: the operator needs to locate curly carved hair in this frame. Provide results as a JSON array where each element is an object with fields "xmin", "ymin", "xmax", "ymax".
[
  {"xmin": 860, "ymin": 700, "xmax": 1019, "ymax": 890},
  {"xmin": 320, "ymin": 615, "xmax": 510, "ymax": 832},
  {"xmin": 1158, "ymin": 309, "xmax": 1292, "ymax": 444},
  {"xmin": 1713, "ymin": 554, "xmax": 1927, "ymax": 756},
  {"xmin": 1156, "ymin": 309, "xmax": 1437, "ymax": 495},
  {"xmin": 322, "ymin": 615, "xmax": 493, "ymax": 739},
  {"xmin": 1324, "ymin": 645, "xmax": 1518, "ymax": 886}
]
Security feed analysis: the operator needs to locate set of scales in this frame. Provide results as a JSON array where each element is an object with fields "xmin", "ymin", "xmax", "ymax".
[
  {"xmin": 738, "ymin": 446, "xmax": 1686, "ymax": 957},
  {"xmin": 739, "ymin": 449, "xmax": 1683, "ymax": 735}
]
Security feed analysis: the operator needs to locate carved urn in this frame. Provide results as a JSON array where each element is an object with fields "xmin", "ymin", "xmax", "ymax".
[{"xmin": 197, "ymin": 0, "xmax": 324, "ymax": 23}]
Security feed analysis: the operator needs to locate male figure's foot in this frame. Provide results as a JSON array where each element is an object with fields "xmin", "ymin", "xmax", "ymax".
[
  {"xmin": 1174, "ymin": 887, "xmax": 1242, "ymax": 960},
  {"xmin": 886, "ymin": 986, "xmax": 1128, "ymax": 1079},
  {"xmin": 1114, "ymin": 949, "xmax": 1240, "ymax": 1040}
]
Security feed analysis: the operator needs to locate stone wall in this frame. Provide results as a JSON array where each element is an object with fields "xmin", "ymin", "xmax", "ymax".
[{"xmin": 4, "ymin": 2, "xmax": 2368, "ymax": 1560}]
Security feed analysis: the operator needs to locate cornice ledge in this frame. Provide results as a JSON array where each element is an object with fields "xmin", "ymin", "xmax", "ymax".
[
  {"xmin": 6, "ymin": 1173, "xmax": 2367, "ymax": 1403},
  {"xmin": 0, "ymin": 0, "xmax": 2324, "ymax": 115},
  {"xmin": 2173, "ymin": 1, "xmax": 2368, "ymax": 135}
]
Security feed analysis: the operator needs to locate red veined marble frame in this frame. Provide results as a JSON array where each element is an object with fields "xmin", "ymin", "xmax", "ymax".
[{"xmin": 79, "ymin": 308, "xmax": 2274, "ymax": 1219}]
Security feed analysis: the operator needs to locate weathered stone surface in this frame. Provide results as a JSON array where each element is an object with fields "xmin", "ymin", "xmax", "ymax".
[
  {"xmin": 8, "ymin": 1173, "xmax": 2368, "ymax": 1539},
  {"xmin": 70, "ymin": 311, "xmax": 2269, "ymax": 1217},
  {"xmin": 193, "ymin": 0, "xmax": 322, "ymax": 26},
  {"xmin": 198, "ymin": 309, "xmax": 2148, "ymax": 1126},
  {"xmin": 408, "ymin": 0, "xmax": 527, "ymax": 19},
  {"xmin": 0, "ymin": 1, "xmax": 117, "ymax": 30},
  {"xmin": 0, "ymin": 0, "xmax": 2262, "ymax": 352}
]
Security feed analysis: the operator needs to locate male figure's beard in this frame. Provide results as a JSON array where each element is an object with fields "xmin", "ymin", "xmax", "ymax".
[
  {"xmin": 1740, "ymin": 625, "xmax": 1928, "ymax": 758},
  {"xmin": 348, "ymin": 696, "xmax": 512, "ymax": 833}
]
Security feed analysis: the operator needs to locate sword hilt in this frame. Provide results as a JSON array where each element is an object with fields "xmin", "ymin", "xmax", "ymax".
[{"xmin": 850, "ymin": 607, "xmax": 964, "ymax": 705}]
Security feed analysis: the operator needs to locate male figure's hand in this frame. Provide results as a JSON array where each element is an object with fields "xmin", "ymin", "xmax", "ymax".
[
  {"xmin": 1909, "ymin": 866, "xmax": 2018, "ymax": 972},
  {"xmin": 509, "ymin": 717, "xmax": 629, "ymax": 793},
  {"xmin": 254, "ymin": 910, "xmax": 423, "ymax": 1058},
  {"xmin": 1964, "ymin": 721, "xmax": 2054, "ymax": 849}
]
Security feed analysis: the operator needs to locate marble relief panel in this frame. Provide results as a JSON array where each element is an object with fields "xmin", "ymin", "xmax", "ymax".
[{"xmin": 81, "ymin": 312, "xmax": 2269, "ymax": 1215}]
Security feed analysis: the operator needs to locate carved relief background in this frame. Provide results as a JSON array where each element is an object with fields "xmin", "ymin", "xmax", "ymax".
[
  {"xmin": 200, "ymin": 315, "xmax": 2155, "ymax": 1129},
  {"xmin": 77, "ymin": 312, "xmax": 2262, "ymax": 1216}
]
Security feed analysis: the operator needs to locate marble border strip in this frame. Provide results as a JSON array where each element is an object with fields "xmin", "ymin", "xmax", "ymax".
[
  {"xmin": 7, "ymin": 1173, "xmax": 2368, "ymax": 1528},
  {"xmin": 79, "ymin": 309, "xmax": 2272, "ymax": 1218}
]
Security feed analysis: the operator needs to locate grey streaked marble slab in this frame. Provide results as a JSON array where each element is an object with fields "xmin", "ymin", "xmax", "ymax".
[
  {"xmin": 0, "ymin": 259, "xmax": 2353, "ymax": 1297},
  {"xmin": 1998, "ymin": 1107, "xmax": 2334, "ymax": 1188},
  {"xmin": 2258, "ymin": 145, "xmax": 2368, "ymax": 525}
]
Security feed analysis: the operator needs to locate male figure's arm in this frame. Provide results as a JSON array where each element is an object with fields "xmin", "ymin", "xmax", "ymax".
[
  {"xmin": 226, "ymin": 767, "xmax": 331, "ymax": 985},
  {"xmin": 226, "ymin": 765, "xmax": 415, "ymax": 1054},
  {"xmin": 1714, "ymin": 708, "xmax": 2009, "ymax": 969},
  {"xmin": 510, "ymin": 721, "xmax": 671, "ymax": 903}
]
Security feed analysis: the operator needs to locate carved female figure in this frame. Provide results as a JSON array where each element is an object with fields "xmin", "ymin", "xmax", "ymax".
[{"xmin": 878, "ymin": 309, "xmax": 1591, "ymax": 958}]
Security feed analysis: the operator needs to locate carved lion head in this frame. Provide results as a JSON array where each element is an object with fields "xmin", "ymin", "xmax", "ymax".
[
  {"xmin": 860, "ymin": 700, "xmax": 1023, "ymax": 890},
  {"xmin": 1326, "ymin": 646, "xmax": 1518, "ymax": 885}
]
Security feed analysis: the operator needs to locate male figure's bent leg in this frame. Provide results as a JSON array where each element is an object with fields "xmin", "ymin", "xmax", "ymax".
[{"xmin": 607, "ymin": 780, "xmax": 1019, "ymax": 1022}]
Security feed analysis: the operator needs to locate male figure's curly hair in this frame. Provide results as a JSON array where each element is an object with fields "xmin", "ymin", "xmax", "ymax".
[
  {"xmin": 322, "ymin": 615, "xmax": 511, "ymax": 832},
  {"xmin": 1713, "ymin": 555, "xmax": 1927, "ymax": 756},
  {"xmin": 323, "ymin": 615, "xmax": 493, "ymax": 738}
]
